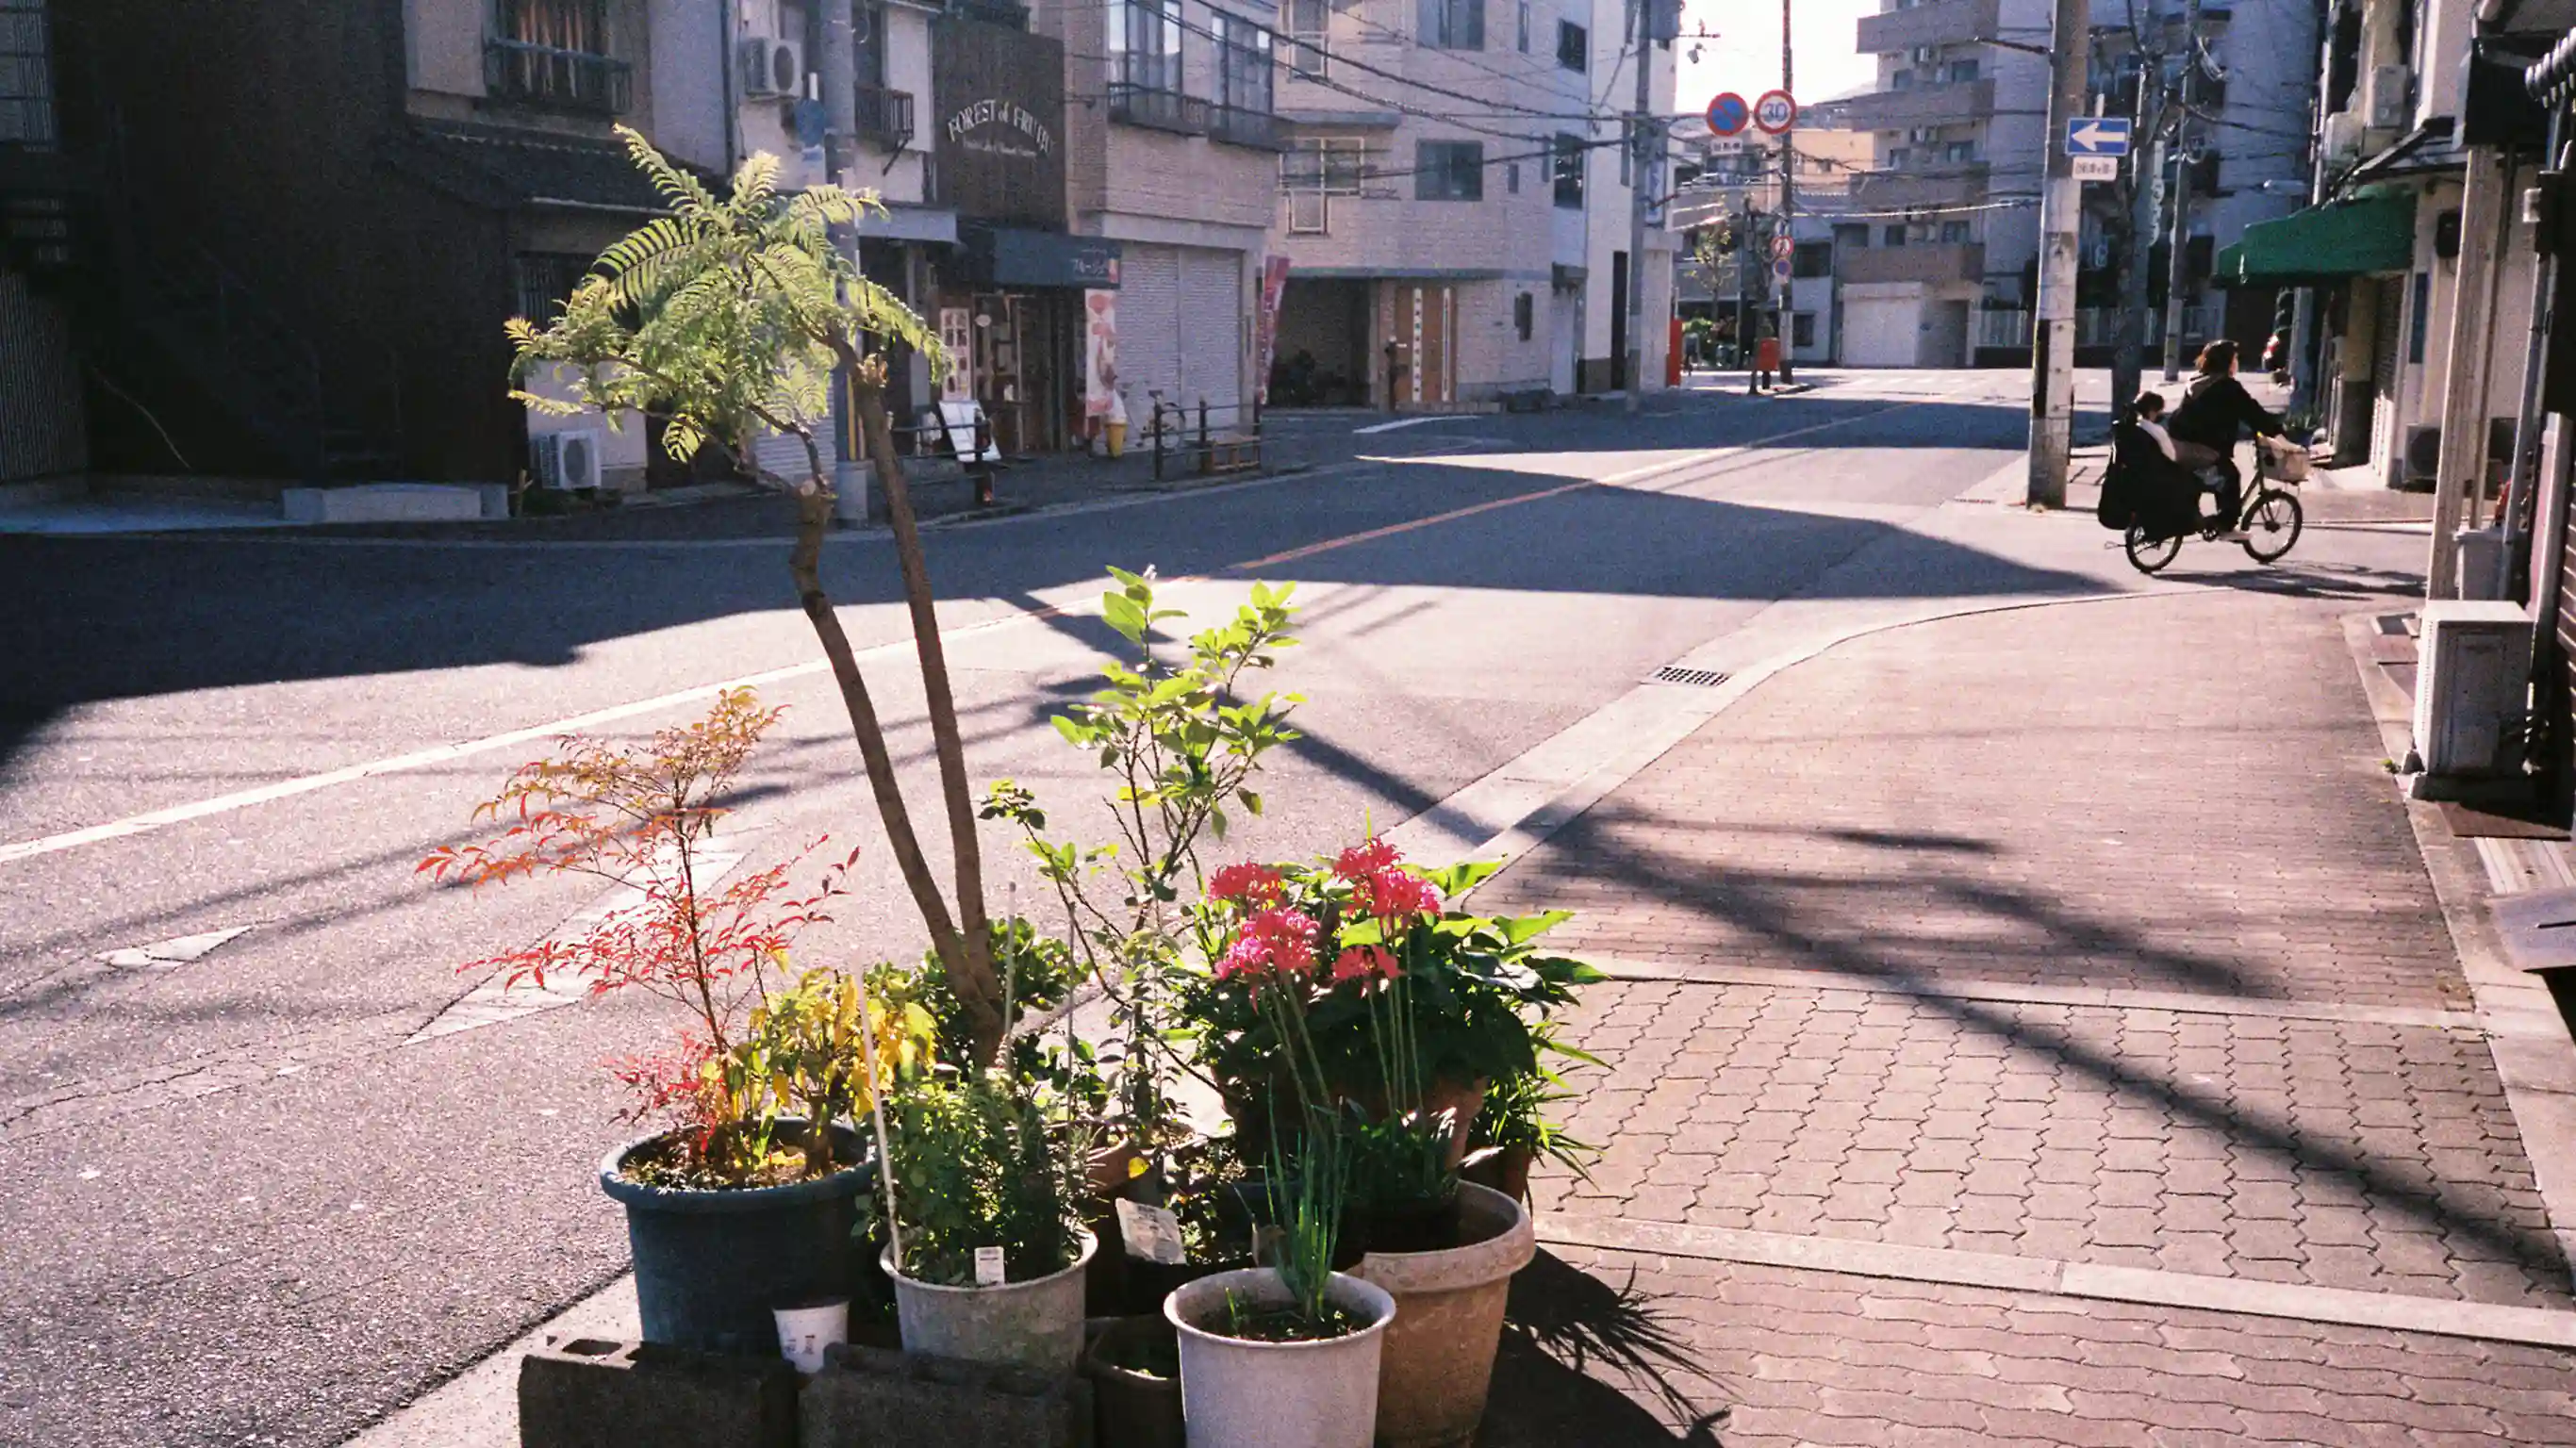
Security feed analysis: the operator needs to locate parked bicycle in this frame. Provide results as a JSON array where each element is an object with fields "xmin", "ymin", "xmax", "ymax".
[{"xmin": 2122, "ymin": 435, "xmax": 2307, "ymax": 575}]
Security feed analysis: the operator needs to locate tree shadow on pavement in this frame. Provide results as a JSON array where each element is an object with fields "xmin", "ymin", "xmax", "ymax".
[{"xmin": 1481, "ymin": 1250, "xmax": 1730, "ymax": 1447}]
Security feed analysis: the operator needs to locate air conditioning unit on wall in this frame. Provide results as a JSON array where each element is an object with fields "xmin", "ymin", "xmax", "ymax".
[
  {"xmin": 2368, "ymin": 64, "xmax": 2412, "ymax": 129},
  {"xmin": 532, "ymin": 429, "xmax": 605, "ymax": 491},
  {"xmin": 2410, "ymin": 601, "xmax": 2532, "ymax": 782},
  {"xmin": 739, "ymin": 36, "xmax": 803, "ymax": 99}
]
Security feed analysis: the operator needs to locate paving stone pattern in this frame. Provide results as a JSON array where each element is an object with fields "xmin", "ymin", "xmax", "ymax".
[
  {"xmin": 1487, "ymin": 1245, "xmax": 2576, "ymax": 1447},
  {"xmin": 1481, "ymin": 595, "xmax": 2573, "ymax": 1314},
  {"xmin": 1536, "ymin": 980, "xmax": 2567, "ymax": 1306}
]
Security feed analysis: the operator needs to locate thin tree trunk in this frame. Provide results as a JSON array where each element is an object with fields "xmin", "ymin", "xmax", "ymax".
[
  {"xmin": 845, "ymin": 375, "xmax": 1003, "ymax": 1065},
  {"xmin": 781, "ymin": 435, "xmax": 992, "ymax": 1055}
]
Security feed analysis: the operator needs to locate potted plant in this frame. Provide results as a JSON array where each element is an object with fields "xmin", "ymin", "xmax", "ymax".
[
  {"xmin": 1165, "ymin": 1133, "xmax": 1396, "ymax": 1448},
  {"xmin": 423, "ymin": 692, "xmax": 927, "ymax": 1353},
  {"xmin": 1181, "ymin": 842, "xmax": 1594, "ymax": 1447},
  {"xmin": 1463, "ymin": 1024, "xmax": 1600, "ymax": 1204},
  {"xmin": 871, "ymin": 1069, "xmax": 1098, "ymax": 1374}
]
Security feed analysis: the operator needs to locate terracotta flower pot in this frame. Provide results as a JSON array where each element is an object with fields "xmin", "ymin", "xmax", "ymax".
[
  {"xmin": 1348, "ymin": 1181, "xmax": 1535, "ymax": 1448},
  {"xmin": 1084, "ymin": 1314, "xmax": 1186, "ymax": 1448}
]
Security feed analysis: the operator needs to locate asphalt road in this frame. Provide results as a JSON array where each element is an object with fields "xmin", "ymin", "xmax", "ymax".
[{"xmin": 0, "ymin": 369, "xmax": 2061, "ymax": 1445}]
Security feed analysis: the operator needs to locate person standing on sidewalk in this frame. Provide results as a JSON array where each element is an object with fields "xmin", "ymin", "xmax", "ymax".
[{"xmin": 1749, "ymin": 324, "xmax": 1781, "ymax": 395}]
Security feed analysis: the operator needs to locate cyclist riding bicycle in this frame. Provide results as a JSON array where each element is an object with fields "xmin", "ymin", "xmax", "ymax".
[{"xmin": 2167, "ymin": 339, "xmax": 2285, "ymax": 540}]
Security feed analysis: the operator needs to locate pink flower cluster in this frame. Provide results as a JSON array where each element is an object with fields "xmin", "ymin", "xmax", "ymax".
[
  {"xmin": 1334, "ymin": 839, "xmax": 1442, "ymax": 924},
  {"xmin": 1208, "ymin": 862, "xmax": 1289, "ymax": 910},
  {"xmin": 1216, "ymin": 908, "xmax": 1318, "ymax": 983},
  {"xmin": 1330, "ymin": 945, "xmax": 1401, "ymax": 983}
]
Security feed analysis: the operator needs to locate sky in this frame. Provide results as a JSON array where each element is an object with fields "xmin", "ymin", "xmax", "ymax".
[{"xmin": 1675, "ymin": 0, "xmax": 1881, "ymax": 120}]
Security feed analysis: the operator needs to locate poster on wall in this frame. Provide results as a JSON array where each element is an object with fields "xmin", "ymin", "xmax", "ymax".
[
  {"xmin": 1254, "ymin": 255, "xmax": 1291, "ymax": 405},
  {"xmin": 1084, "ymin": 288, "xmax": 1119, "ymax": 419}
]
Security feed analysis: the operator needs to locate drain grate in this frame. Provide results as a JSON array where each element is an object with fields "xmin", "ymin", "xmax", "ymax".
[{"xmin": 1650, "ymin": 666, "xmax": 1732, "ymax": 687}]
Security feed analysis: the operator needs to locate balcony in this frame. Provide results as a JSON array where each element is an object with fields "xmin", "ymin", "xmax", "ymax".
[
  {"xmin": 949, "ymin": 0, "xmax": 1030, "ymax": 26},
  {"xmin": 1839, "ymin": 241, "xmax": 1984, "ymax": 286},
  {"xmin": 854, "ymin": 85, "xmax": 915, "ymax": 149},
  {"xmin": 1849, "ymin": 163, "xmax": 1989, "ymax": 209},
  {"xmin": 483, "ymin": 38, "xmax": 633, "ymax": 115},
  {"xmin": 1855, "ymin": 0, "xmax": 1997, "ymax": 55},
  {"xmin": 1840, "ymin": 78, "xmax": 1993, "ymax": 131},
  {"xmin": 1109, "ymin": 83, "xmax": 1209, "ymax": 137},
  {"xmin": 1209, "ymin": 104, "xmax": 1283, "ymax": 150}
]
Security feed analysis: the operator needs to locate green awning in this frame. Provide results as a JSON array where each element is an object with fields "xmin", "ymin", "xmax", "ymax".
[{"xmin": 2214, "ymin": 189, "xmax": 2418, "ymax": 288}]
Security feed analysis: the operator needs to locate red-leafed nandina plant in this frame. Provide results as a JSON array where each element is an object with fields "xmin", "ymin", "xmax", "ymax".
[{"xmin": 421, "ymin": 688, "xmax": 905, "ymax": 1188}]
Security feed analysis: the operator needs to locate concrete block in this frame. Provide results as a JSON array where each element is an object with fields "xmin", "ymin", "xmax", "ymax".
[
  {"xmin": 282, "ymin": 483, "xmax": 487, "ymax": 524},
  {"xmin": 802, "ymin": 1342, "xmax": 1090, "ymax": 1448},
  {"xmin": 517, "ymin": 1336, "xmax": 797, "ymax": 1448}
]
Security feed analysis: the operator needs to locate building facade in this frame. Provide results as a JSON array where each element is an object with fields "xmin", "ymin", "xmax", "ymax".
[
  {"xmin": 0, "ymin": 0, "xmax": 83, "ymax": 492},
  {"xmin": 1266, "ymin": 0, "xmax": 1668, "ymax": 405}
]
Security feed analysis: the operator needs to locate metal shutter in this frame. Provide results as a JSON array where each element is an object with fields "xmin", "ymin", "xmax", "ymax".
[
  {"xmin": 1179, "ymin": 248, "xmax": 1244, "ymax": 420},
  {"xmin": 1120, "ymin": 245, "xmax": 1183, "ymax": 415},
  {"xmin": 0, "ymin": 270, "xmax": 83, "ymax": 482}
]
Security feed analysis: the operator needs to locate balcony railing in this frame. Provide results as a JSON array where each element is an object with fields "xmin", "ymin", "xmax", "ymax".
[
  {"xmin": 1849, "ymin": 163, "xmax": 1990, "ymax": 210},
  {"xmin": 1838, "ymin": 241, "xmax": 1984, "ymax": 286},
  {"xmin": 1839, "ymin": 79, "xmax": 1994, "ymax": 131},
  {"xmin": 1109, "ymin": 83, "xmax": 1209, "ymax": 136},
  {"xmin": 854, "ymin": 85, "xmax": 915, "ymax": 148},
  {"xmin": 484, "ymin": 38, "xmax": 633, "ymax": 115},
  {"xmin": 1209, "ymin": 103, "xmax": 1283, "ymax": 150},
  {"xmin": 1855, "ymin": 0, "xmax": 1997, "ymax": 55},
  {"xmin": 949, "ymin": 0, "xmax": 1031, "ymax": 27}
]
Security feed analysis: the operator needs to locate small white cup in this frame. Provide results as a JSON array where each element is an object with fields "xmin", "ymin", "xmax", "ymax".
[{"xmin": 772, "ymin": 1299, "xmax": 850, "ymax": 1374}]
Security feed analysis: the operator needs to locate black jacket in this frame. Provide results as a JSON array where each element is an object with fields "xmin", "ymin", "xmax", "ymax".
[{"xmin": 2169, "ymin": 374, "xmax": 2281, "ymax": 453}]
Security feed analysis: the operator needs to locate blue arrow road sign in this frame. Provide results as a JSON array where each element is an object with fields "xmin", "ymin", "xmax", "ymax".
[{"xmin": 2066, "ymin": 117, "xmax": 2132, "ymax": 156}]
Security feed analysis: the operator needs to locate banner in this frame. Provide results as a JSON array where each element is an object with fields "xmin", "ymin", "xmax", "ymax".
[
  {"xmin": 1254, "ymin": 255, "xmax": 1291, "ymax": 405},
  {"xmin": 1083, "ymin": 288, "xmax": 1118, "ymax": 419}
]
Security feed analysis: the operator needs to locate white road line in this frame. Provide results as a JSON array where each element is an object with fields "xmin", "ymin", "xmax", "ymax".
[{"xmin": 1351, "ymin": 415, "xmax": 1474, "ymax": 435}]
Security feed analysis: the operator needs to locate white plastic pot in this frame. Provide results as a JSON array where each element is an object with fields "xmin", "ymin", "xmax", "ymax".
[
  {"xmin": 883, "ymin": 1228, "xmax": 1096, "ymax": 1376},
  {"xmin": 771, "ymin": 1299, "xmax": 848, "ymax": 1374},
  {"xmin": 1165, "ymin": 1268, "xmax": 1395, "ymax": 1448}
]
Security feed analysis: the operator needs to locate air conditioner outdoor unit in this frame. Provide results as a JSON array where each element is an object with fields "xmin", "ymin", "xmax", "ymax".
[
  {"xmin": 2368, "ymin": 64, "xmax": 2412, "ymax": 129},
  {"xmin": 532, "ymin": 428, "xmax": 605, "ymax": 491},
  {"xmin": 2410, "ymin": 601, "xmax": 2532, "ymax": 781},
  {"xmin": 739, "ymin": 36, "xmax": 803, "ymax": 99},
  {"xmin": 2404, "ymin": 425, "xmax": 2443, "ymax": 483}
]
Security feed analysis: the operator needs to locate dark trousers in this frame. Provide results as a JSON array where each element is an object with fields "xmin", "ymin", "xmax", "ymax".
[{"xmin": 1748, "ymin": 368, "xmax": 1772, "ymax": 394}]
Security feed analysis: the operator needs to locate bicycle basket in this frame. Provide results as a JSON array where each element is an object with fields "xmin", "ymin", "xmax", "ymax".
[{"xmin": 2268, "ymin": 442, "xmax": 2311, "ymax": 484}]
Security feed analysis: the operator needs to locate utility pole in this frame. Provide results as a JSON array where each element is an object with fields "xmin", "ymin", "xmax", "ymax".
[
  {"xmin": 2025, "ymin": 0, "xmax": 2091, "ymax": 507},
  {"xmin": 1775, "ymin": 0, "xmax": 1795, "ymax": 387},
  {"xmin": 2109, "ymin": 29, "xmax": 2163, "ymax": 420},
  {"xmin": 1623, "ymin": 0, "xmax": 1655, "ymax": 414},
  {"xmin": 2160, "ymin": 0, "xmax": 2199, "ymax": 382}
]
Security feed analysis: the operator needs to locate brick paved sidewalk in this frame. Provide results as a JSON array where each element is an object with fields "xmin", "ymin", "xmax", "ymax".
[{"xmin": 1478, "ymin": 585, "xmax": 2576, "ymax": 1440}]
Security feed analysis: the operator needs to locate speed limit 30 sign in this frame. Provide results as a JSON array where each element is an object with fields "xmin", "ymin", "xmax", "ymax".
[{"xmin": 1753, "ymin": 90, "xmax": 1797, "ymax": 134}]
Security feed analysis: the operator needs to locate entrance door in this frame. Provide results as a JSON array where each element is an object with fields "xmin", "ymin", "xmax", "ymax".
[{"xmin": 1389, "ymin": 283, "xmax": 1455, "ymax": 406}]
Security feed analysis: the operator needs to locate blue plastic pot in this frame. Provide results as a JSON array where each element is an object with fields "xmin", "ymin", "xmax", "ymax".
[{"xmin": 598, "ymin": 1121, "xmax": 878, "ymax": 1354}]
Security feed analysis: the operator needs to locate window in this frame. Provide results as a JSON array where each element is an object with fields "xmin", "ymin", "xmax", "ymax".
[
  {"xmin": 1507, "ymin": 159, "xmax": 1520, "ymax": 193},
  {"xmin": 1834, "ymin": 222, "xmax": 1868, "ymax": 251},
  {"xmin": 1287, "ymin": 0, "xmax": 1329, "ymax": 79},
  {"xmin": 0, "ymin": 0, "xmax": 59, "ymax": 146},
  {"xmin": 1214, "ymin": 12, "xmax": 1273, "ymax": 115},
  {"xmin": 1940, "ymin": 220, "xmax": 1970, "ymax": 242},
  {"xmin": 2408, "ymin": 270, "xmax": 2429, "ymax": 364},
  {"xmin": 1517, "ymin": 0, "xmax": 1529, "ymax": 51},
  {"xmin": 1944, "ymin": 59, "xmax": 1977, "ymax": 83},
  {"xmin": 1284, "ymin": 136, "xmax": 1366, "ymax": 233},
  {"xmin": 1551, "ymin": 133, "xmax": 1584, "ymax": 207},
  {"xmin": 1557, "ymin": 21, "xmax": 1586, "ymax": 71},
  {"xmin": 514, "ymin": 253, "xmax": 592, "ymax": 321},
  {"xmin": 1886, "ymin": 147, "xmax": 1910, "ymax": 169},
  {"xmin": 1792, "ymin": 240, "xmax": 1831, "ymax": 278},
  {"xmin": 1942, "ymin": 140, "xmax": 1975, "ymax": 162},
  {"xmin": 854, "ymin": 2, "xmax": 887, "ymax": 88},
  {"xmin": 1792, "ymin": 312, "xmax": 1815, "ymax": 349},
  {"xmin": 1112, "ymin": 0, "xmax": 1183, "ymax": 93},
  {"xmin": 1890, "ymin": 67, "xmax": 1913, "ymax": 90},
  {"xmin": 1416, "ymin": 140, "xmax": 1483, "ymax": 200},
  {"xmin": 488, "ymin": 0, "xmax": 629, "ymax": 112},
  {"xmin": 1417, "ymin": 0, "xmax": 1483, "ymax": 50},
  {"xmin": 1515, "ymin": 292, "xmax": 1534, "ymax": 340},
  {"xmin": 1882, "ymin": 223, "xmax": 1907, "ymax": 247}
]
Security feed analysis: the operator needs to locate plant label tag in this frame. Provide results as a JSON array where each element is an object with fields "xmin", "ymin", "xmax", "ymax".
[
  {"xmin": 973, "ymin": 1246, "xmax": 1007, "ymax": 1287},
  {"xmin": 1116, "ymin": 1199, "xmax": 1186, "ymax": 1265}
]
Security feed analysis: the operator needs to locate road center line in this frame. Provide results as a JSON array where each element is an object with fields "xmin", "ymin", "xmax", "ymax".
[{"xmin": 0, "ymin": 389, "xmax": 1982, "ymax": 867}]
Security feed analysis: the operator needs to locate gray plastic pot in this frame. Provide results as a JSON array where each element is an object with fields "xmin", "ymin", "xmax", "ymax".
[
  {"xmin": 883, "ymin": 1228, "xmax": 1097, "ymax": 1375},
  {"xmin": 1348, "ymin": 1181, "xmax": 1536, "ymax": 1448},
  {"xmin": 596, "ymin": 1121, "xmax": 875, "ymax": 1355},
  {"xmin": 1165, "ymin": 1268, "xmax": 1395, "ymax": 1448}
]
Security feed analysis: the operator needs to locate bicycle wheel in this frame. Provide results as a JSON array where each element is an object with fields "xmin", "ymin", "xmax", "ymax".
[
  {"xmin": 2241, "ymin": 488, "xmax": 2304, "ymax": 563},
  {"xmin": 2125, "ymin": 522, "xmax": 2182, "ymax": 574}
]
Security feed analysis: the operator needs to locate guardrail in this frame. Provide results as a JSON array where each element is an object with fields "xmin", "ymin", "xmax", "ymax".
[
  {"xmin": 1146, "ymin": 393, "xmax": 1263, "ymax": 482},
  {"xmin": 483, "ymin": 38, "xmax": 633, "ymax": 115}
]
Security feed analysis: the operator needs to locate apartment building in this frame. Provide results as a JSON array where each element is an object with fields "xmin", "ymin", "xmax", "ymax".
[
  {"xmin": 0, "ymin": 0, "xmax": 82, "ymax": 492},
  {"xmin": 1037, "ymin": 0, "xmax": 1279, "ymax": 426},
  {"xmin": 1266, "ymin": 0, "xmax": 1669, "ymax": 404},
  {"xmin": 1669, "ymin": 103, "xmax": 1867, "ymax": 366},
  {"xmin": 1573, "ymin": 0, "xmax": 1676, "ymax": 392},
  {"xmin": 1837, "ymin": 0, "xmax": 2049, "ymax": 366}
]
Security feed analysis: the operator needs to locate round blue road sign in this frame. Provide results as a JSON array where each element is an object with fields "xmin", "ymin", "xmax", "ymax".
[{"xmin": 1707, "ymin": 92, "xmax": 1749, "ymax": 137}]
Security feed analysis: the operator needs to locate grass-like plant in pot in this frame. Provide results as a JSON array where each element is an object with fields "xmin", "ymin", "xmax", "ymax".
[
  {"xmin": 421, "ymin": 690, "xmax": 928, "ymax": 1352},
  {"xmin": 870, "ymin": 1066, "xmax": 1099, "ymax": 1374},
  {"xmin": 1165, "ymin": 1129, "xmax": 1397, "ymax": 1448},
  {"xmin": 1463, "ymin": 1023, "xmax": 1600, "ymax": 1204}
]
